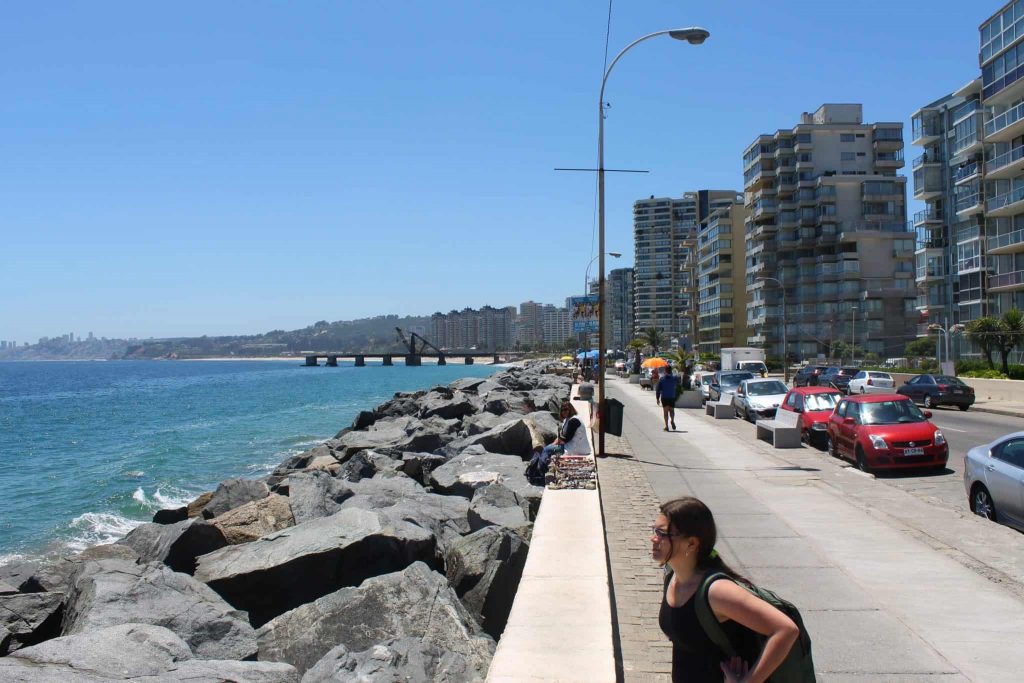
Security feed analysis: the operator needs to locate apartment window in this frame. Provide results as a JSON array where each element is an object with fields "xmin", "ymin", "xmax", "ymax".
[
  {"xmin": 840, "ymin": 134, "xmax": 855, "ymax": 142},
  {"xmin": 798, "ymin": 153, "xmax": 812, "ymax": 162},
  {"xmin": 856, "ymin": 133, "xmax": 865, "ymax": 138},
  {"xmin": 842, "ymin": 152, "xmax": 856, "ymax": 161}
]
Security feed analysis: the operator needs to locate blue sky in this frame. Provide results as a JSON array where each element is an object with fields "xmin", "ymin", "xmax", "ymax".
[{"xmin": 0, "ymin": 1, "xmax": 991, "ymax": 341}]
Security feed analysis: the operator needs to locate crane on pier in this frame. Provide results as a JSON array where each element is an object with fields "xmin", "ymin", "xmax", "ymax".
[{"xmin": 395, "ymin": 328, "xmax": 446, "ymax": 365}]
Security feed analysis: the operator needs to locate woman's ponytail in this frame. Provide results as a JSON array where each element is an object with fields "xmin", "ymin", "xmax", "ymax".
[{"xmin": 661, "ymin": 497, "xmax": 750, "ymax": 585}]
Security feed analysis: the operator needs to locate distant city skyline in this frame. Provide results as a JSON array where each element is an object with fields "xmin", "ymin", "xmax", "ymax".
[{"xmin": 0, "ymin": 2, "xmax": 986, "ymax": 341}]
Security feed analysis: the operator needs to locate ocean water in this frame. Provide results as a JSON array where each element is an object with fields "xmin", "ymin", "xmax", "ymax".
[{"xmin": 0, "ymin": 359, "xmax": 500, "ymax": 563}]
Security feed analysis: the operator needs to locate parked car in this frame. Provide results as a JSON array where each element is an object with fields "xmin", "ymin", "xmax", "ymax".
[
  {"xmin": 818, "ymin": 366, "xmax": 860, "ymax": 393},
  {"xmin": 708, "ymin": 370, "xmax": 755, "ymax": 402},
  {"xmin": 696, "ymin": 373, "xmax": 714, "ymax": 403},
  {"xmin": 896, "ymin": 374, "xmax": 975, "ymax": 410},
  {"xmin": 793, "ymin": 365, "xmax": 829, "ymax": 387},
  {"xmin": 778, "ymin": 386, "xmax": 843, "ymax": 447},
  {"xmin": 736, "ymin": 360, "xmax": 769, "ymax": 377},
  {"xmin": 847, "ymin": 370, "xmax": 895, "ymax": 394},
  {"xmin": 733, "ymin": 378, "xmax": 789, "ymax": 422},
  {"xmin": 639, "ymin": 368, "xmax": 653, "ymax": 390},
  {"xmin": 964, "ymin": 431, "xmax": 1024, "ymax": 532},
  {"xmin": 826, "ymin": 394, "xmax": 948, "ymax": 473}
]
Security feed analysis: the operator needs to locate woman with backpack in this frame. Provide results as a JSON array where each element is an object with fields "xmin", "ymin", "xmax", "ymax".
[{"xmin": 652, "ymin": 497, "xmax": 807, "ymax": 683}]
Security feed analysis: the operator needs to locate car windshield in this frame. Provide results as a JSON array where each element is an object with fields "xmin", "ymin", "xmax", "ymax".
[
  {"xmin": 935, "ymin": 375, "xmax": 965, "ymax": 385},
  {"xmin": 859, "ymin": 400, "xmax": 926, "ymax": 425},
  {"xmin": 804, "ymin": 393, "xmax": 840, "ymax": 411},
  {"xmin": 748, "ymin": 381, "xmax": 787, "ymax": 396},
  {"xmin": 720, "ymin": 372, "xmax": 754, "ymax": 388},
  {"xmin": 702, "ymin": 376, "xmax": 712, "ymax": 385}
]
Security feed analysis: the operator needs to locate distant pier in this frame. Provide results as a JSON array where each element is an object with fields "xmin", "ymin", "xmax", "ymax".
[{"xmin": 300, "ymin": 352, "xmax": 509, "ymax": 367}]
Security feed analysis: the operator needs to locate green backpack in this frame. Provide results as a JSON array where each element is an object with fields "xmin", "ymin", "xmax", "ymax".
[{"xmin": 695, "ymin": 572, "xmax": 816, "ymax": 682}]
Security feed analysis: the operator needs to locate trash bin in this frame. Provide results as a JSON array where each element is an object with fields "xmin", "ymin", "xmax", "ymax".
[
  {"xmin": 577, "ymin": 383, "xmax": 594, "ymax": 401},
  {"xmin": 603, "ymin": 398, "xmax": 624, "ymax": 437}
]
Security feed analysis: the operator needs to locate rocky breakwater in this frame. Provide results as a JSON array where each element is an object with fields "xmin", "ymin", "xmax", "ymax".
[{"xmin": 0, "ymin": 360, "xmax": 571, "ymax": 682}]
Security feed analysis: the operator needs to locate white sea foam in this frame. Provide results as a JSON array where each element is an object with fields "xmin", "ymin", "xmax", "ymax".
[
  {"xmin": 132, "ymin": 487, "xmax": 146, "ymax": 504},
  {"xmin": 0, "ymin": 553, "xmax": 25, "ymax": 567},
  {"xmin": 132, "ymin": 485, "xmax": 194, "ymax": 510},
  {"xmin": 66, "ymin": 512, "xmax": 145, "ymax": 552}
]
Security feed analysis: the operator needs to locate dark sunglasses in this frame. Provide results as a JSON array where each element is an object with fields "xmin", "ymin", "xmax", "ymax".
[{"xmin": 650, "ymin": 525, "xmax": 676, "ymax": 539}]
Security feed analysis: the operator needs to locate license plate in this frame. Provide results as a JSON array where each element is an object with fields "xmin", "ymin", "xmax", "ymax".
[
  {"xmin": 952, "ymin": 389, "xmax": 963, "ymax": 394},
  {"xmin": 903, "ymin": 447, "xmax": 924, "ymax": 456}
]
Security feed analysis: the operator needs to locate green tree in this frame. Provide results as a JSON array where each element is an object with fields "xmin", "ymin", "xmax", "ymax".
[
  {"xmin": 997, "ymin": 308, "xmax": 1024, "ymax": 375},
  {"xmin": 640, "ymin": 327, "xmax": 666, "ymax": 356},
  {"xmin": 562, "ymin": 336, "xmax": 580, "ymax": 353},
  {"xmin": 905, "ymin": 337, "xmax": 936, "ymax": 358},
  {"xmin": 965, "ymin": 316, "xmax": 1001, "ymax": 369},
  {"xmin": 627, "ymin": 338, "xmax": 647, "ymax": 374}
]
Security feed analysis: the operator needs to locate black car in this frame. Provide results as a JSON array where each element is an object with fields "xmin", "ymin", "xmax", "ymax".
[
  {"xmin": 793, "ymin": 365, "xmax": 829, "ymax": 387},
  {"xmin": 897, "ymin": 374, "xmax": 975, "ymax": 410},
  {"xmin": 818, "ymin": 366, "xmax": 860, "ymax": 393}
]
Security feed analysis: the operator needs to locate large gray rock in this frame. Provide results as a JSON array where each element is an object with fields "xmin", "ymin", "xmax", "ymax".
[
  {"xmin": 450, "ymin": 377, "xmax": 488, "ymax": 393},
  {"xmin": 336, "ymin": 450, "xmax": 401, "ymax": 482},
  {"xmin": 202, "ymin": 478, "xmax": 270, "ymax": 519},
  {"xmin": 12, "ymin": 544, "xmax": 140, "ymax": 595},
  {"xmin": 449, "ymin": 419, "xmax": 534, "ymax": 459},
  {"xmin": 334, "ymin": 421, "xmax": 446, "ymax": 461},
  {"xmin": 194, "ymin": 508, "xmax": 436, "ymax": 627},
  {"xmin": 285, "ymin": 470, "xmax": 354, "ymax": 524},
  {"xmin": 211, "ymin": 493, "xmax": 295, "ymax": 545},
  {"xmin": 462, "ymin": 411, "xmax": 525, "ymax": 436},
  {"xmin": 468, "ymin": 483, "xmax": 530, "ymax": 533},
  {"xmin": 400, "ymin": 451, "xmax": 449, "ymax": 485},
  {"xmin": 257, "ymin": 562, "xmax": 493, "ymax": 677},
  {"xmin": 524, "ymin": 410, "xmax": 560, "ymax": 445},
  {"xmin": 0, "ymin": 561, "xmax": 42, "ymax": 593},
  {"xmin": 351, "ymin": 409, "xmax": 379, "ymax": 430},
  {"xmin": 0, "ymin": 592, "xmax": 64, "ymax": 654},
  {"xmin": 417, "ymin": 390, "xmax": 476, "ymax": 421},
  {"xmin": 117, "ymin": 518, "xmax": 227, "ymax": 574},
  {"xmin": 428, "ymin": 446, "xmax": 543, "ymax": 518},
  {"xmin": 0, "ymin": 623, "xmax": 299, "ymax": 682},
  {"xmin": 62, "ymin": 558, "xmax": 257, "ymax": 661},
  {"xmin": 445, "ymin": 527, "xmax": 529, "ymax": 639},
  {"xmin": 301, "ymin": 638, "xmax": 479, "ymax": 683}
]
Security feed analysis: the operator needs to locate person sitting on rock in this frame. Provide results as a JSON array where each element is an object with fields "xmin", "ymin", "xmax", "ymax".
[{"xmin": 525, "ymin": 400, "xmax": 591, "ymax": 483}]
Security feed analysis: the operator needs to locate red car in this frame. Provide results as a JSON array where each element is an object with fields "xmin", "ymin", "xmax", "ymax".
[
  {"xmin": 826, "ymin": 394, "xmax": 948, "ymax": 473},
  {"xmin": 778, "ymin": 386, "xmax": 843, "ymax": 447}
]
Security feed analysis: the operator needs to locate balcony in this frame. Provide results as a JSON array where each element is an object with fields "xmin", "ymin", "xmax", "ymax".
[
  {"xmin": 956, "ymin": 224, "xmax": 981, "ymax": 244},
  {"xmin": 985, "ymin": 144, "xmax": 1024, "ymax": 180},
  {"xmin": 912, "ymin": 152, "xmax": 942, "ymax": 169},
  {"xmin": 753, "ymin": 199, "xmax": 777, "ymax": 220},
  {"xmin": 876, "ymin": 150, "xmax": 905, "ymax": 169},
  {"xmin": 988, "ymin": 228, "xmax": 1024, "ymax": 255},
  {"xmin": 954, "ymin": 161, "xmax": 980, "ymax": 185},
  {"xmin": 986, "ymin": 186, "xmax": 1024, "ymax": 217},
  {"xmin": 911, "ymin": 117, "xmax": 941, "ymax": 145},
  {"xmin": 912, "ymin": 170, "xmax": 942, "ymax": 200},
  {"xmin": 956, "ymin": 193, "xmax": 984, "ymax": 217},
  {"xmin": 983, "ymin": 66, "xmax": 1024, "ymax": 108},
  {"xmin": 989, "ymin": 269, "xmax": 1024, "ymax": 292},
  {"xmin": 915, "ymin": 266, "xmax": 946, "ymax": 282},
  {"xmin": 913, "ymin": 207, "xmax": 943, "ymax": 225},
  {"xmin": 915, "ymin": 238, "xmax": 948, "ymax": 252},
  {"xmin": 988, "ymin": 103, "xmax": 1024, "ymax": 143}
]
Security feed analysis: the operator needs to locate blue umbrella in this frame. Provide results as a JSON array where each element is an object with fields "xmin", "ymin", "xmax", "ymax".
[{"xmin": 576, "ymin": 349, "xmax": 599, "ymax": 360}]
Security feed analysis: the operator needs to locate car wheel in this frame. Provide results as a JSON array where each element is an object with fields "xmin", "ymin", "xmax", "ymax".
[
  {"xmin": 958, "ymin": 404, "xmax": 970, "ymax": 412},
  {"xmin": 924, "ymin": 395, "xmax": 934, "ymax": 409},
  {"xmin": 855, "ymin": 446, "xmax": 871, "ymax": 474},
  {"xmin": 827, "ymin": 434, "xmax": 839, "ymax": 459},
  {"xmin": 971, "ymin": 485, "xmax": 997, "ymax": 522},
  {"xmin": 860, "ymin": 386, "xmax": 866, "ymax": 394}
]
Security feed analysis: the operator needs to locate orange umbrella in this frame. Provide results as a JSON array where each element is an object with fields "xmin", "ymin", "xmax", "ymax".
[{"xmin": 641, "ymin": 357, "xmax": 669, "ymax": 369}]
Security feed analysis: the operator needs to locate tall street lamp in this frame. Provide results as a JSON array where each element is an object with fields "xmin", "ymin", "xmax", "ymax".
[
  {"xmin": 756, "ymin": 276, "xmax": 788, "ymax": 383},
  {"xmin": 928, "ymin": 319, "xmax": 965, "ymax": 366},
  {"xmin": 585, "ymin": 252, "xmax": 622, "ymax": 298},
  {"xmin": 597, "ymin": 27, "xmax": 709, "ymax": 457},
  {"xmin": 851, "ymin": 306, "xmax": 858, "ymax": 365}
]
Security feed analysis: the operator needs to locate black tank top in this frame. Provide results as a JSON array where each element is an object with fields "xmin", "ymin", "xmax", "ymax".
[{"xmin": 659, "ymin": 574, "xmax": 747, "ymax": 683}]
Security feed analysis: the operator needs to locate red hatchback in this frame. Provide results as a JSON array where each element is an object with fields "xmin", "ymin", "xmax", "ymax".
[
  {"xmin": 778, "ymin": 386, "xmax": 843, "ymax": 447},
  {"xmin": 826, "ymin": 394, "xmax": 948, "ymax": 473}
]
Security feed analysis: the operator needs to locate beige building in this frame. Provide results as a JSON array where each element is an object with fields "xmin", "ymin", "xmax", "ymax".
[
  {"xmin": 744, "ymin": 104, "xmax": 917, "ymax": 361},
  {"xmin": 696, "ymin": 199, "xmax": 749, "ymax": 355}
]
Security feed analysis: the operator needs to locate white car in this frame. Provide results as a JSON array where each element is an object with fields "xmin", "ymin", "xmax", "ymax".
[
  {"xmin": 847, "ymin": 370, "xmax": 895, "ymax": 394},
  {"xmin": 965, "ymin": 432, "xmax": 1024, "ymax": 532},
  {"xmin": 733, "ymin": 378, "xmax": 790, "ymax": 422}
]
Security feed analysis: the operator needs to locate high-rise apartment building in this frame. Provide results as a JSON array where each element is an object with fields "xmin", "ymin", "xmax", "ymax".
[
  {"xmin": 696, "ymin": 198, "xmax": 750, "ymax": 355},
  {"xmin": 516, "ymin": 301, "xmax": 545, "ymax": 349},
  {"xmin": 606, "ymin": 267, "xmax": 634, "ymax": 351},
  {"xmin": 430, "ymin": 305, "xmax": 515, "ymax": 351},
  {"xmin": 744, "ymin": 104, "xmax": 916, "ymax": 361},
  {"xmin": 542, "ymin": 305, "xmax": 573, "ymax": 347},
  {"xmin": 633, "ymin": 190, "xmax": 739, "ymax": 341}
]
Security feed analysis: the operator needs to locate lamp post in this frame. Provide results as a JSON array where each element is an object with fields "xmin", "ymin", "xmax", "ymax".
[
  {"xmin": 851, "ymin": 306, "xmax": 858, "ymax": 365},
  {"xmin": 755, "ymin": 276, "xmax": 787, "ymax": 382},
  {"xmin": 597, "ymin": 27, "xmax": 709, "ymax": 457},
  {"xmin": 928, "ymin": 319, "xmax": 965, "ymax": 367},
  {"xmin": 584, "ymin": 252, "xmax": 621, "ymax": 351}
]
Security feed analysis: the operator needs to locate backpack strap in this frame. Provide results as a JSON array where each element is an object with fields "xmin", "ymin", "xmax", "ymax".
[{"xmin": 695, "ymin": 571, "xmax": 740, "ymax": 658}]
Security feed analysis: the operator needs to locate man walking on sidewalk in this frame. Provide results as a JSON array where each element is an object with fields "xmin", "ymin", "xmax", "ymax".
[{"xmin": 656, "ymin": 366, "xmax": 680, "ymax": 431}]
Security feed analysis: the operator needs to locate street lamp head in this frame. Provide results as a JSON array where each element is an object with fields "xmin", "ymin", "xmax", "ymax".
[
  {"xmin": 669, "ymin": 27, "xmax": 710, "ymax": 45},
  {"xmin": 609, "ymin": 252, "xmax": 622, "ymax": 258}
]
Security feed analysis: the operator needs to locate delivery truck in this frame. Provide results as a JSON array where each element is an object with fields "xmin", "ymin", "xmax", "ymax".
[{"xmin": 720, "ymin": 347, "xmax": 767, "ymax": 376}]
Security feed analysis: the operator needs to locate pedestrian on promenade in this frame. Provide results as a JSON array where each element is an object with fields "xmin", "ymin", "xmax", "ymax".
[
  {"xmin": 653, "ymin": 497, "xmax": 799, "ymax": 683},
  {"xmin": 656, "ymin": 366, "xmax": 680, "ymax": 431}
]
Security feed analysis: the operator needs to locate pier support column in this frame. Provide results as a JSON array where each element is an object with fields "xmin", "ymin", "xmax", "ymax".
[
  {"xmin": 437, "ymin": 355, "xmax": 446, "ymax": 366},
  {"xmin": 326, "ymin": 356, "xmax": 338, "ymax": 367},
  {"xmin": 382, "ymin": 355, "xmax": 393, "ymax": 366},
  {"xmin": 354, "ymin": 355, "xmax": 365, "ymax": 367},
  {"xmin": 406, "ymin": 354, "xmax": 421, "ymax": 366},
  {"xmin": 493, "ymin": 354, "xmax": 500, "ymax": 364},
  {"xmin": 465, "ymin": 356, "xmax": 474, "ymax": 365},
  {"xmin": 305, "ymin": 356, "xmax": 318, "ymax": 367}
]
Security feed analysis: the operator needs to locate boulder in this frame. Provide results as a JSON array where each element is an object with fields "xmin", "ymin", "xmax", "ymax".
[
  {"xmin": 483, "ymin": 398, "xmax": 510, "ymax": 415},
  {"xmin": 61, "ymin": 558, "xmax": 257, "ymax": 661},
  {"xmin": 334, "ymin": 424, "xmax": 415, "ymax": 461},
  {"xmin": 117, "ymin": 518, "xmax": 227, "ymax": 575},
  {"xmin": 467, "ymin": 483, "xmax": 530, "ymax": 533},
  {"xmin": 524, "ymin": 411, "xmax": 560, "ymax": 448},
  {"xmin": 373, "ymin": 395, "xmax": 420, "ymax": 419},
  {"xmin": 449, "ymin": 419, "xmax": 534, "ymax": 459},
  {"xmin": 461, "ymin": 411, "xmax": 525, "ymax": 436},
  {"xmin": 152, "ymin": 506, "xmax": 188, "ymax": 525},
  {"xmin": 186, "ymin": 491, "xmax": 215, "ymax": 518},
  {"xmin": 202, "ymin": 478, "xmax": 270, "ymax": 519},
  {"xmin": 449, "ymin": 377, "xmax": 488, "ymax": 393},
  {"xmin": 212, "ymin": 493, "xmax": 295, "ymax": 545},
  {"xmin": 285, "ymin": 470, "xmax": 354, "ymax": 524},
  {"xmin": 336, "ymin": 450, "xmax": 400, "ymax": 482},
  {"xmin": 351, "ymin": 409, "xmax": 378, "ymax": 430},
  {"xmin": 399, "ymin": 451, "xmax": 449, "ymax": 485},
  {"xmin": 417, "ymin": 391, "xmax": 476, "ymax": 421},
  {"xmin": 301, "ymin": 638, "xmax": 479, "ymax": 683},
  {"xmin": 0, "ymin": 579, "xmax": 16, "ymax": 595},
  {"xmin": 0, "ymin": 561, "xmax": 41, "ymax": 593},
  {"xmin": 527, "ymin": 388, "xmax": 564, "ymax": 414},
  {"xmin": 305, "ymin": 454, "xmax": 341, "ymax": 475},
  {"xmin": 133, "ymin": 659, "xmax": 299, "ymax": 682},
  {"xmin": 256, "ymin": 562, "xmax": 493, "ymax": 678},
  {"xmin": 428, "ymin": 447, "xmax": 543, "ymax": 518},
  {"xmin": 445, "ymin": 526, "xmax": 529, "ymax": 639},
  {"xmin": 0, "ymin": 592, "xmax": 64, "ymax": 655},
  {"xmin": 17, "ymin": 544, "xmax": 140, "ymax": 594},
  {"xmin": 194, "ymin": 508, "xmax": 436, "ymax": 627}
]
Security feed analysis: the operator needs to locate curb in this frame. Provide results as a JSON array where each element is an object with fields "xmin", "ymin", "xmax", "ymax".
[{"xmin": 969, "ymin": 405, "xmax": 1024, "ymax": 419}]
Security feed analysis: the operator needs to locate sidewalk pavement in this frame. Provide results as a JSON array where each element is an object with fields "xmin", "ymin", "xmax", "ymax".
[
  {"xmin": 597, "ymin": 375, "xmax": 1024, "ymax": 683},
  {"xmin": 971, "ymin": 398, "xmax": 1024, "ymax": 418}
]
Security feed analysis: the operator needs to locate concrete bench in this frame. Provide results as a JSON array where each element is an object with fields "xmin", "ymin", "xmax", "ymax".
[
  {"xmin": 755, "ymin": 407, "xmax": 802, "ymax": 448},
  {"xmin": 705, "ymin": 395, "xmax": 734, "ymax": 419}
]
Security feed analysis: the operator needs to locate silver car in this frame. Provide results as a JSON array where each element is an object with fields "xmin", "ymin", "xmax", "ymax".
[
  {"xmin": 964, "ymin": 431, "xmax": 1024, "ymax": 532},
  {"xmin": 733, "ymin": 378, "xmax": 789, "ymax": 422}
]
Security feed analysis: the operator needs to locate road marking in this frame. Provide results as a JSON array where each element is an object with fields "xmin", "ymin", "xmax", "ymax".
[{"xmin": 936, "ymin": 426, "xmax": 968, "ymax": 432}]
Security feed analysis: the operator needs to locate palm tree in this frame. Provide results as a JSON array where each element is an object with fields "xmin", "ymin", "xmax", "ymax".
[
  {"xmin": 965, "ymin": 316, "xmax": 1001, "ymax": 369},
  {"xmin": 663, "ymin": 348, "xmax": 693, "ymax": 389},
  {"xmin": 627, "ymin": 338, "xmax": 646, "ymax": 375},
  {"xmin": 640, "ymin": 327, "xmax": 666, "ymax": 356},
  {"xmin": 998, "ymin": 308, "xmax": 1024, "ymax": 374}
]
